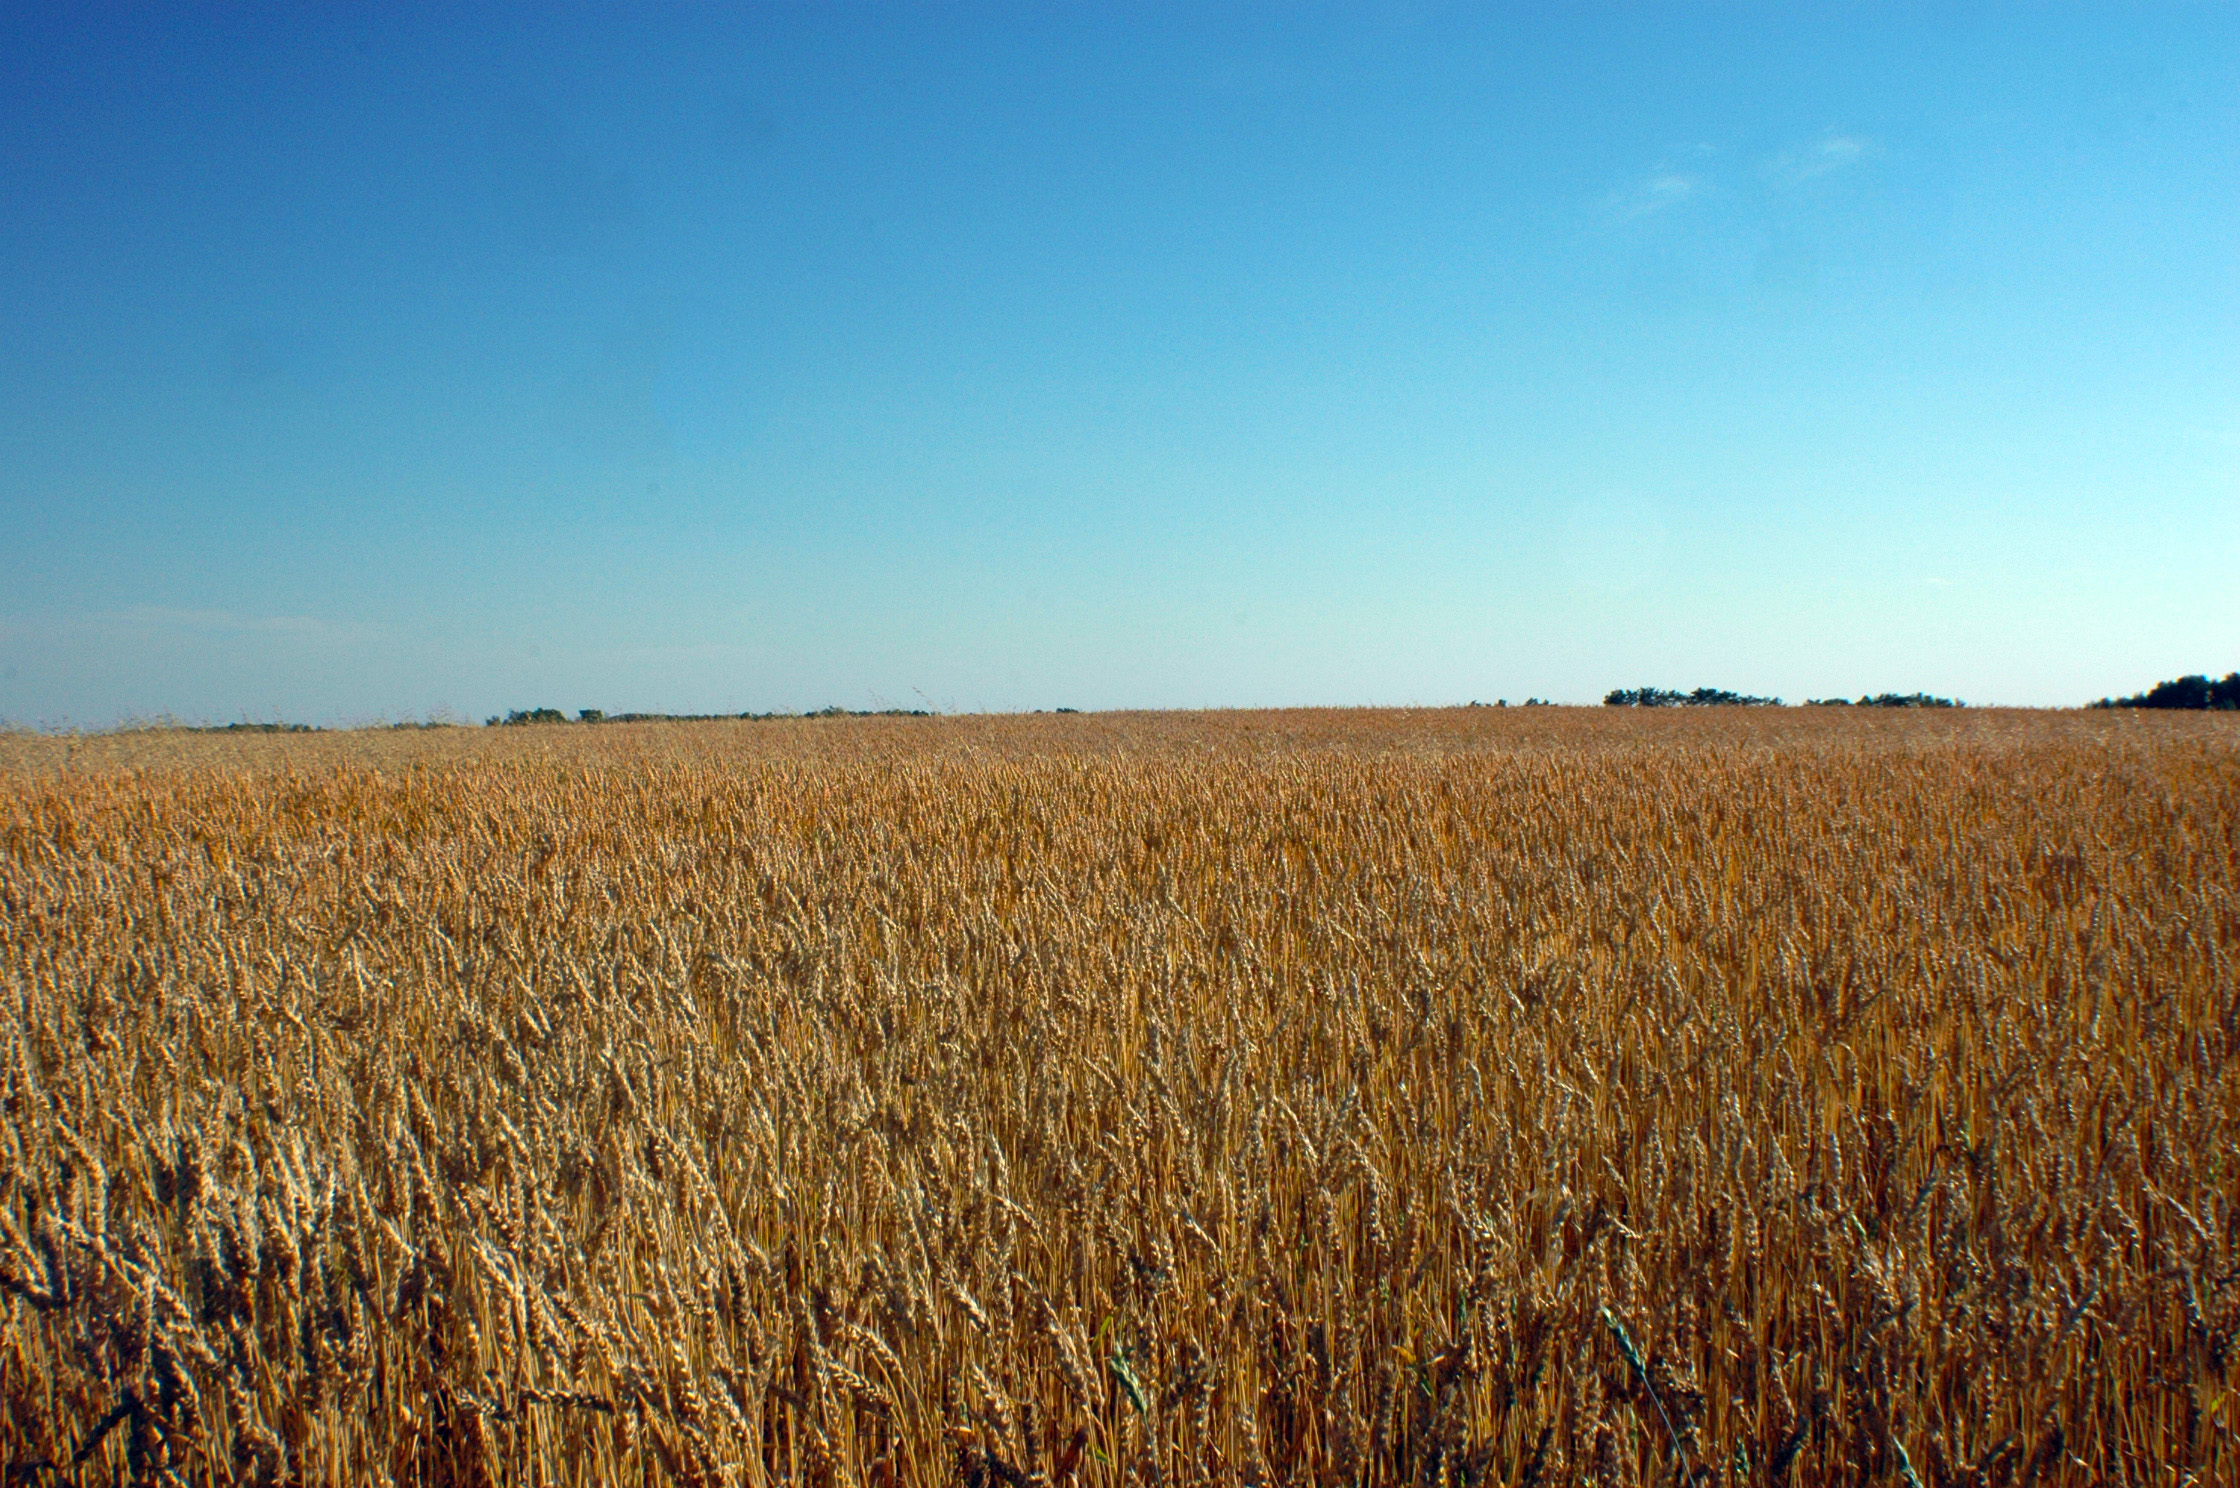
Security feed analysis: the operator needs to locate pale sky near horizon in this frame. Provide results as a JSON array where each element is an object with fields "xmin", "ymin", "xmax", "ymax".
[{"xmin": 3, "ymin": 4, "xmax": 2235, "ymax": 725}]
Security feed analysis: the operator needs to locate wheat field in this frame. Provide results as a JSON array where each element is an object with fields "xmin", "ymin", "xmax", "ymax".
[{"xmin": 0, "ymin": 708, "xmax": 2233, "ymax": 1486}]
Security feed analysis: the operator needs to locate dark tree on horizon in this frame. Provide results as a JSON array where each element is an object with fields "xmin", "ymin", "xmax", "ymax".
[
  {"xmin": 1604, "ymin": 686, "xmax": 1781, "ymax": 707},
  {"xmin": 2090, "ymin": 672, "xmax": 2240, "ymax": 710}
]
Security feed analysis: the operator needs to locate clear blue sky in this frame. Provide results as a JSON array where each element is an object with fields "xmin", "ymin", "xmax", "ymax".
[{"xmin": 3, "ymin": 4, "xmax": 2234, "ymax": 723}]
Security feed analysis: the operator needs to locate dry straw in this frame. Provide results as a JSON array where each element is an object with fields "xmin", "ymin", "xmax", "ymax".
[{"xmin": 0, "ymin": 706, "xmax": 2235, "ymax": 1484}]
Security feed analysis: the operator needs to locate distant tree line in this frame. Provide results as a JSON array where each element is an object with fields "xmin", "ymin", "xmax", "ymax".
[
  {"xmin": 2088, "ymin": 672, "xmax": 2240, "ymax": 710},
  {"xmin": 486, "ymin": 706, "xmax": 934, "ymax": 726},
  {"xmin": 1601, "ymin": 688, "xmax": 1973, "ymax": 708},
  {"xmin": 124, "ymin": 677, "xmax": 2240, "ymax": 736},
  {"xmin": 1806, "ymin": 693, "xmax": 1960, "ymax": 709},
  {"xmin": 110, "ymin": 718, "xmax": 464, "ymax": 735},
  {"xmin": 1604, "ymin": 687, "xmax": 1782, "ymax": 707}
]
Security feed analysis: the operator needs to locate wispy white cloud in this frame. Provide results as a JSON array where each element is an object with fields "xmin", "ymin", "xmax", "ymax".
[
  {"xmin": 1602, "ymin": 143, "xmax": 1719, "ymax": 221},
  {"xmin": 0, "ymin": 609, "xmax": 399, "ymax": 728},
  {"xmin": 2183, "ymin": 417, "xmax": 2240, "ymax": 449},
  {"xmin": 1767, "ymin": 132, "xmax": 1874, "ymax": 184},
  {"xmin": 1607, "ymin": 170, "xmax": 1705, "ymax": 220}
]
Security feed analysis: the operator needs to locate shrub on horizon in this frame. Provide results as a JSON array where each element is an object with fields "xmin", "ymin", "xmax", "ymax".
[
  {"xmin": 1857, "ymin": 693, "xmax": 1960, "ymax": 709},
  {"xmin": 1604, "ymin": 686, "xmax": 1781, "ymax": 707},
  {"xmin": 2090, "ymin": 672, "xmax": 2240, "ymax": 710}
]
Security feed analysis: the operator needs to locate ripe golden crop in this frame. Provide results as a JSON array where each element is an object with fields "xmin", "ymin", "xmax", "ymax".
[{"xmin": 1, "ymin": 708, "xmax": 2234, "ymax": 1485}]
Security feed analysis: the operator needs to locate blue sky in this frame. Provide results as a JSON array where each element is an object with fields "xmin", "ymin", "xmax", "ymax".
[{"xmin": 3, "ymin": 4, "xmax": 2234, "ymax": 723}]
